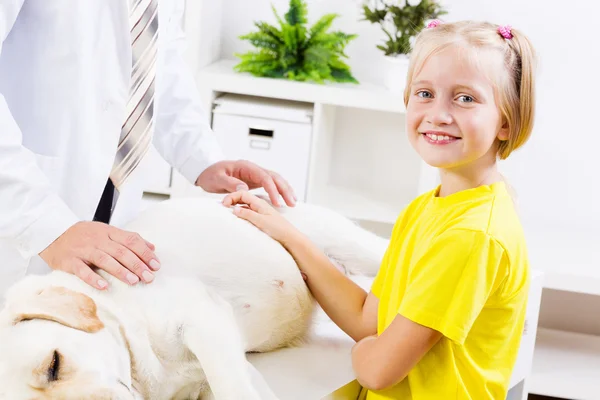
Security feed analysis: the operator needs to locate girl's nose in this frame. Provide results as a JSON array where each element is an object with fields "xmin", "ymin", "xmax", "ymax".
[{"xmin": 426, "ymin": 101, "xmax": 453, "ymax": 126}]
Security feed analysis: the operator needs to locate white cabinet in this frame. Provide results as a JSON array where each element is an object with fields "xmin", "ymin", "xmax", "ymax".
[{"xmin": 212, "ymin": 94, "xmax": 314, "ymax": 201}]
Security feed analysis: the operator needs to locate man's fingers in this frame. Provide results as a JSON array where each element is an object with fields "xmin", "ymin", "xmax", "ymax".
[
  {"xmin": 269, "ymin": 171, "xmax": 296, "ymax": 206},
  {"xmin": 109, "ymin": 228, "xmax": 161, "ymax": 273},
  {"xmin": 71, "ymin": 260, "xmax": 108, "ymax": 290},
  {"xmin": 259, "ymin": 173, "xmax": 281, "ymax": 207},
  {"xmin": 96, "ymin": 246, "xmax": 147, "ymax": 285},
  {"xmin": 221, "ymin": 175, "xmax": 249, "ymax": 193},
  {"xmin": 90, "ymin": 250, "xmax": 140, "ymax": 285}
]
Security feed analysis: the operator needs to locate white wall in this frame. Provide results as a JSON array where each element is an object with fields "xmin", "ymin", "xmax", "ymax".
[{"xmin": 211, "ymin": 0, "xmax": 600, "ymax": 236}]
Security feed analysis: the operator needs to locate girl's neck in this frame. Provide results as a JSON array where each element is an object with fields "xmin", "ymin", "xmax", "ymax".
[{"xmin": 437, "ymin": 161, "xmax": 503, "ymax": 198}]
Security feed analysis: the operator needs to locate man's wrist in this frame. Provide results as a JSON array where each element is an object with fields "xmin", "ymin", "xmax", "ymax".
[{"xmin": 180, "ymin": 153, "xmax": 225, "ymax": 187}]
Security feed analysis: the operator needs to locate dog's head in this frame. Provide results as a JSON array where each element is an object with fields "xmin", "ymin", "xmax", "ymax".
[{"xmin": 0, "ymin": 278, "xmax": 137, "ymax": 399}]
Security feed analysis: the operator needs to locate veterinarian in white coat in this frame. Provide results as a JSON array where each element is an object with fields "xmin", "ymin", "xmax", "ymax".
[{"xmin": 0, "ymin": 1, "xmax": 295, "ymax": 299}]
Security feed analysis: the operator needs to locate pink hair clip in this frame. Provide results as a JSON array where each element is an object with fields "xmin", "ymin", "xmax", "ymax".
[
  {"xmin": 426, "ymin": 19, "xmax": 442, "ymax": 29},
  {"xmin": 498, "ymin": 25, "xmax": 513, "ymax": 39}
]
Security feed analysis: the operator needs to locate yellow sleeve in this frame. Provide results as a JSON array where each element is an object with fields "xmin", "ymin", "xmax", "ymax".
[{"xmin": 398, "ymin": 229, "xmax": 507, "ymax": 344}]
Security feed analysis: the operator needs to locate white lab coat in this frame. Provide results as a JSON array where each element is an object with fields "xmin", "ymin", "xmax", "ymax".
[{"xmin": 0, "ymin": 0, "xmax": 224, "ymax": 296}]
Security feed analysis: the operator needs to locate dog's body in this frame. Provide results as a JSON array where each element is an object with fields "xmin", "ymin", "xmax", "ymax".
[{"xmin": 0, "ymin": 197, "xmax": 388, "ymax": 399}]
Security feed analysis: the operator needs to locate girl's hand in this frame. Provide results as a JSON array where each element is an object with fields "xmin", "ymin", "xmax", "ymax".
[{"xmin": 222, "ymin": 191, "xmax": 302, "ymax": 247}]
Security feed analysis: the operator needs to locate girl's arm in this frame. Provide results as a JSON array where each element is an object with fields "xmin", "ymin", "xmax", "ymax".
[
  {"xmin": 223, "ymin": 191, "xmax": 378, "ymax": 342},
  {"xmin": 351, "ymin": 315, "xmax": 442, "ymax": 390},
  {"xmin": 223, "ymin": 191, "xmax": 441, "ymax": 390}
]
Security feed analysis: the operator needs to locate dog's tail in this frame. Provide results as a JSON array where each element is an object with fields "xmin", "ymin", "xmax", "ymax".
[{"xmin": 279, "ymin": 202, "xmax": 391, "ymax": 277}]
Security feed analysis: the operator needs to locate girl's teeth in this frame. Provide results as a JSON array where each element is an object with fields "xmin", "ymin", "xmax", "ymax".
[{"xmin": 427, "ymin": 134, "xmax": 453, "ymax": 141}]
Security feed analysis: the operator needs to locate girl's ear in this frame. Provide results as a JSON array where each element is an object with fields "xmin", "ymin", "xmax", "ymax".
[{"xmin": 497, "ymin": 119, "xmax": 510, "ymax": 141}]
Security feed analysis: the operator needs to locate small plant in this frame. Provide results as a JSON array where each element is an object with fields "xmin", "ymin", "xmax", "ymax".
[
  {"xmin": 234, "ymin": 0, "xmax": 359, "ymax": 84},
  {"xmin": 362, "ymin": 0, "xmax": 447, "ymax": 56}
]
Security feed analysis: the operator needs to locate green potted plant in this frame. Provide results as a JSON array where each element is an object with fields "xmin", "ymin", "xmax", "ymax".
[
  {"xmin": 234, "ymin": 0, "xmax": 359, "ymax": 84},
  {"xmin": 361, "ymin": 0, "xmax": 447, "ymax": 92}
]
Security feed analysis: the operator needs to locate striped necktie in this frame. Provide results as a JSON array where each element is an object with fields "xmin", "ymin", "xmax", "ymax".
[{"xmin": 110, "ymin": 0, "xmax": 158, "ymax": 189}]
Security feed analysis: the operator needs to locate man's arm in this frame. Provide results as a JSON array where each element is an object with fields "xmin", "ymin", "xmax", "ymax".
[
  {"xmin": 153, "ymin": 0, "xmax": 224, "ymax": 183},
  {"xmin": 0, "ymin": 1, "xmax": 80, "ymax": 260}
]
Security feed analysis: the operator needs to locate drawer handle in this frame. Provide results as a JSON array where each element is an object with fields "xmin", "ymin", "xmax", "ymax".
[
  {"xmin": 250, "ymin": 140, "xmax": 270, "ymax": 150},
  {"xmin": 249, "ymin": 127, "xmax": 274, "ymax": 138}
]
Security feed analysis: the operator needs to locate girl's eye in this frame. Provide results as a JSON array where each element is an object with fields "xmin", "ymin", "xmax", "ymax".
[
  {"xmin": 458, "ymin": 95, "xmax": 474, "ymax": 103},
  {"xmin": 416, "ymin": 91, "xmax": 433, "ymax": 99}
]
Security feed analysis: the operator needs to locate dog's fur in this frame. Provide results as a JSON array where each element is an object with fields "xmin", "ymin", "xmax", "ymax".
[{"xmin": 0, "ymin": 197, "xmax": 388, "ymax": 400}]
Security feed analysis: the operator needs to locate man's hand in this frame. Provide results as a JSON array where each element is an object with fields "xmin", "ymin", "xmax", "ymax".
[
  {"xmin": 195, "ymin": 160, "xmax": 296, "ymax": 207},
  {"xmin": 39, "ymin": 221, "xmax": 161, "ymax": 290}
]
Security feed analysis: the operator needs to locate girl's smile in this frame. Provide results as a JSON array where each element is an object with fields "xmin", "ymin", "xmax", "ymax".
[{"xmin": 421, "ymin": 130, "xmax": 461, "ymax": 145}]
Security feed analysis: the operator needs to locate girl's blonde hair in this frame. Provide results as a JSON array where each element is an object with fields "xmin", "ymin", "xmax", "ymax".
[{"xmin": 403, "ymin": 21, "xmax": 537, "ymax": 159}]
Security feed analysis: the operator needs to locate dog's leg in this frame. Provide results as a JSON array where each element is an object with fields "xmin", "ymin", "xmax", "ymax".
[
  {"xmin": 182, "ymin": 288, "xmax": 274, "ymax": 400},
  {"xmin": 199, "ymin": 356, "xmax": 280, "ymax": 400}
]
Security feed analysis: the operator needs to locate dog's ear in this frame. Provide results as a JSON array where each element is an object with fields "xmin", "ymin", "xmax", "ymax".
[{"xmin": 8, "ymin": 286, "xmax": 104, "ymax": 333}]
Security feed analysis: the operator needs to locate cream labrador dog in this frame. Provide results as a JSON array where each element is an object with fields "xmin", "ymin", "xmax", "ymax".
[{"xmin": 0, "ymin": 196, "xmax": 387, "ymax": 399}]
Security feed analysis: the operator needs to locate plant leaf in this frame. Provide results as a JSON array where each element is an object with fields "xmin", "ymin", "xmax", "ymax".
[
  {"xmin": 361, "ymin": 5, "xmax": 387, "ymax": 23},
  {"xmin": 280, "ymin": 24, "xmax": 299, "ymax": 58},
  {"xmin": 254, "ymin": 22, "xmax": 284, "ymax": 44},
  {"xmin": 271, "ymin": 4, "xmax": 285, "ymax": 27},
  {"xmin": 303, "ymin": 46, "xmax": 332, "ymax": 68},
  {"xmin": 330, "ymin": 67, "xmax": 358, "ymax": 83},
  {"xmin": 285, "ymin": 0, "xmax": 308, "ymax": 26},
  {"xmin": 239, "ymin": 31, "xmax": 282, "ymax": 51},
  {"xmin": 309, "ymin": 13, "xmax": 338, "ymax": 39},
  {"xmin": 234, "ymin": 50, "xmax": 281, "ymax": 77}
]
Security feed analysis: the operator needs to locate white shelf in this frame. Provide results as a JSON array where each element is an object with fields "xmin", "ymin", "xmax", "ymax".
[
  {"xmin": 542, "ymin": 271, "xmax": 600, "ymax": 297},
  {"xmin": 197, "ymin": 59, "xmax": 405, "ymax": 114},
  {"xmin": 525, "ymin": 226, "xmax": 600, "ymax": 296},
  {"xmin": 529, "ymin": 328, "xmax": 600, "ymax": 400},
  {"xmin": 309, "ymin": 185, "xmax": 403, "ymax": 225}
]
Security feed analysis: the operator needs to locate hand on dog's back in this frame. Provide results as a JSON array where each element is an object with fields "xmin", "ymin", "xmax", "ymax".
[
  {"xmin": 223, "ymin": 190, "xmax": 300, "ymax": 247},
  {"xmin": 39, "ymin": 221, "xmax": 161, "ymax": 290}
]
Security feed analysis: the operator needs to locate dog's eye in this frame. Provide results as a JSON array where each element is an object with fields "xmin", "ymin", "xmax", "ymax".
[{"xmin": 47, "ymin": 350, "xmax": 60, "ymax": 382}]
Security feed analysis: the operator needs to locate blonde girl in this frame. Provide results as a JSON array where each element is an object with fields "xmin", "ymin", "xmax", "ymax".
[{"xmin": 223, "ymin": 19, "xmax": 537, "ymax": 400}]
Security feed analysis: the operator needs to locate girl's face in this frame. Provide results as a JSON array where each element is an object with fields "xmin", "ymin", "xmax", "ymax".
[{"xmin": 406, "ymin": 45, "xmax": 508, "ymax": 173}]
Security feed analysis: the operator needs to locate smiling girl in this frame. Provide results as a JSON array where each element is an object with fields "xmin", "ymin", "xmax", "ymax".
[{"xmin": 223, "ymin": 20, "xmax": 537, "ymax": 400}]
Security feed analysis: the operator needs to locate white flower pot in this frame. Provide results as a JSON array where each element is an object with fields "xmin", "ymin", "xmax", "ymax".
[{"xmin": 382, "ymin": 54, "xmax": 410, "ymax": 94}]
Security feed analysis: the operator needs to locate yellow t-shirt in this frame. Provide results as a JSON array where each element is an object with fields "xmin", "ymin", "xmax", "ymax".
[{"xmin": 367, "ymin": 182, "xmax": 530, "ymax": 400}]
